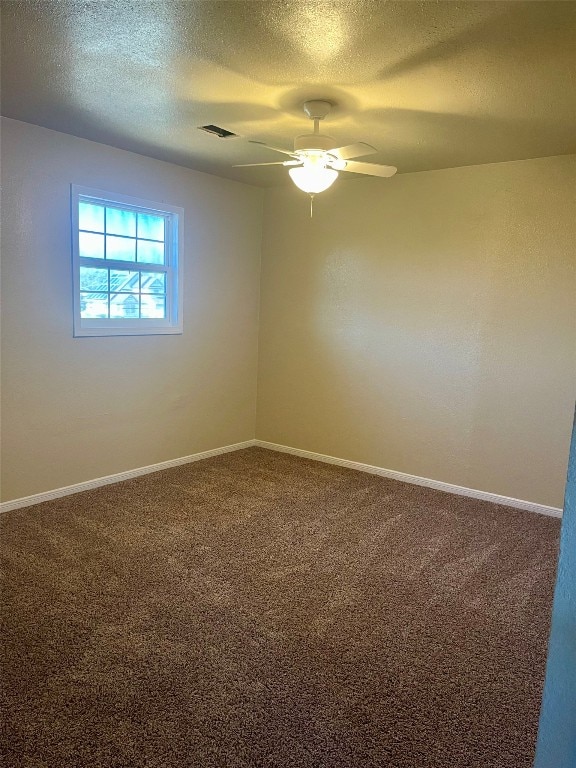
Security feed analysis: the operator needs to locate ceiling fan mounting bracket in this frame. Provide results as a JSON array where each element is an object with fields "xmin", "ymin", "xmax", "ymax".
[{"xmin": 303, "ymin": 100, "xmax": 333, "ymax": 121}]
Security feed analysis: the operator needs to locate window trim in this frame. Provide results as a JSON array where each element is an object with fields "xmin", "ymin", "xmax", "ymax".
[{"xmin": 71, "ymin": 185, "xmax": 184, "ymax": 337}]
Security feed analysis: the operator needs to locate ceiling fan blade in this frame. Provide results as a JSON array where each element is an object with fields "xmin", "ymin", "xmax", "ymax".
[
  {"xmin": 249, "ymin": 140, "xmax": 296, "ymax": 157},
  {"xmin": 342, "ymin": 160, "xmax": 397, "ymax": 178},
  {"xmin": 233, "ymin": 161, "xmax": 300, "ymax": 167},
  {"xmin": 330, "ymin": 142, "xmax": 377, "ymax": 160}
]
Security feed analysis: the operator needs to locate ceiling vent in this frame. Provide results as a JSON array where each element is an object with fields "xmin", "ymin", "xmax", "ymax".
[{"xmin": 198, "ymin": 124, "xmax": 237, "ymax": 138}]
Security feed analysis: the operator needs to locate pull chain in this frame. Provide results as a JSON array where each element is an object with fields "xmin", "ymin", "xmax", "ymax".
[{"xmin": 310, "ymin": 194, "xmax": 314, "ymax": 218}]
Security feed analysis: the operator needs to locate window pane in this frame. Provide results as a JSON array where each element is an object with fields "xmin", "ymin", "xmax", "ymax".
[
  {"xmin": 137, "ymin": 240, "xmax": 165, "ymax": 265},
  {"xmin": 79, "ymin": 232, "xmax": 105, "ymax": 259},
  {"xmin": 141, "ymin": 294, "xmax": 166, "ymax": 319},
  {"xmin": 80, "ymin": 292, "xmax": 109, "ymax": 318},
  {"xmin": 138, "ymin": 213, "xmax": 165, "ymax": 241},
  {"xmin": 79, "ymin": 202, "xmax": 105, "ymax": 232},
  {"xmin": 80, "ymin": 267, "xmax": 108, "ymax": 292},
  {"xmin": 109, "ymin": 269, "xmax": 139, "ymax": 292},
  {"xmin": 110, "ymin": 293, "xmax": 140, "ymax": 318},
  {"xmin": 73, "ymin": 188, "xmax": 181, "ymax": 336},
  {"xmin": 106, "ymin": 207, "xmax": 136, "ymax": 237},
  {"xmin": 107, "ymin": 235, "xmax": 136, "ymax": 262},
  {"xmin": 141, "ymin": 272, "xmax": 165, "ymax": 293}
]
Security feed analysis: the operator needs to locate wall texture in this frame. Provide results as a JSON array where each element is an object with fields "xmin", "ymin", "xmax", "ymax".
[
  {"xmin": 257, "ymin": 155, "xmax": 576, "ymax": 508},
  {"xmin": 0, "ymin": 118, "xmax": 263, "ymax": 501}
]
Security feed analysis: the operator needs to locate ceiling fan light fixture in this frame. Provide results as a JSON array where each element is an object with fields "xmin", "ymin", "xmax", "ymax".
[
  {"xmin": 234, "ymin": 101, "xmax": 396, "ymax": 195},
  {"xmin": 289, "ymin": 165, "xmax": 338, "ymax": 194}
]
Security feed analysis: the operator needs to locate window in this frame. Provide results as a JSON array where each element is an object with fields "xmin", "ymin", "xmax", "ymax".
[{"xmin": 71, "ymin": 186, "xmax": 183, "ymax": 336}]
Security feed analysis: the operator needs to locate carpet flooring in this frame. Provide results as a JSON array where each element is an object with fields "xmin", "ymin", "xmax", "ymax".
[{"xmin": 0, "ymin": 447, "xmax": 561, "ymax": 767}]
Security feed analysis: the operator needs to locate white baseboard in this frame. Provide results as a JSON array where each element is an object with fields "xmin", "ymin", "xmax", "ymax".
[
  {"xmin": 1, "ymin": 438, "xmax": 563, "ymax": 519},
  {"xmin": 0, "ymin": 440, "xmax": 257, "ymax": 514},
  {"xmin": 254, "ymin": 440, "xmax": 563, "ymax": 518}
]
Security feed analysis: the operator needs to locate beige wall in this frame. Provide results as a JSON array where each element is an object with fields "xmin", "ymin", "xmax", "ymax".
[
  {"xmin": 2, "ymin": 120, "xmax": 574, "ymax": 509},
  {"xmin": 0, "ymin": 118, "xmax": 263, "ymax": 501},
  {"xmin": 257, "ymin": 155, "xmax": 576, "ymax": 508}
]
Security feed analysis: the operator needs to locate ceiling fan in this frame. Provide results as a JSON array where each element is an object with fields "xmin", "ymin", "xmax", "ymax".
[{"xmin": 234, "ymin": 100, "xmax": 397, "ymax": 201}]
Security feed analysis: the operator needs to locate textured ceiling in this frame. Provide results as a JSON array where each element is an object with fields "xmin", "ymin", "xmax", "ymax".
[{"xmin": 1, "ymin": 1, "xmax": 575, "ymax": 186}]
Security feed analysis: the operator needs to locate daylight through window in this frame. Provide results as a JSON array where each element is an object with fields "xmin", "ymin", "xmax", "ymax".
[{"xmin": 72, "ymin": 186, "xmax": 183, "ymax": 336}]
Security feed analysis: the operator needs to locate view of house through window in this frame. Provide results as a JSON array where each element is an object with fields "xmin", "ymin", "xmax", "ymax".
[{"xmin": 72, "ymin": 186, "xmax": 183, "ymax": 336}]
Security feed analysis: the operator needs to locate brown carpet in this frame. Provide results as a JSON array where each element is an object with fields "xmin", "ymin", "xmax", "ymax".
[{"xmin": 0, "ymin": 447, "xmax": 560, "ymax": 767}]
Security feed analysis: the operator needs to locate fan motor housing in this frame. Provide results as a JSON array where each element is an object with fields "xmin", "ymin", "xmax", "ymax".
[{"xmin": 294, "ymin": 133, "xmax": 338, "ymax": 152}]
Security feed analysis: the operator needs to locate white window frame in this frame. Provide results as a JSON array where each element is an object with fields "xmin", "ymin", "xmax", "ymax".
[{"xmin": 71, "ymin": 185, "xmax": 183, "ymax": 337}]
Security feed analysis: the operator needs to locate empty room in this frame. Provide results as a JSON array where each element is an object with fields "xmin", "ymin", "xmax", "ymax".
[{"xmin": 1, "ymin": 1, "xmax": 575, "ymax": 767}]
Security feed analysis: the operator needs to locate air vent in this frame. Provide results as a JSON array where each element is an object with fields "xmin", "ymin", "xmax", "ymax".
[{"xmin": 198, "ymin": 124, "xmax": 237, "ymax": 139}]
